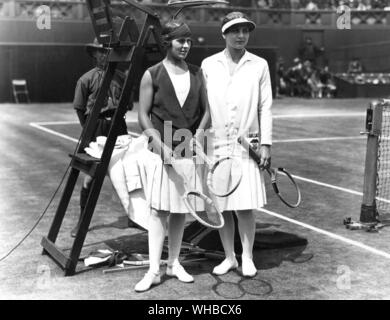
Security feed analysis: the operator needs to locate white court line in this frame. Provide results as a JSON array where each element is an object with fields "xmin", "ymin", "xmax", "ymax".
[
  {"xmin": 273, "ymin": 112, "xmax": 365, "ymax": 119},
  {"xmin": 31, "ymin": 122, "xmax": 361, "ymax": 144},
  {"xmin": 258, "ymin": 208, "xmax": 390, "ymax": 260},
  {"xmin": 292, "ymin": 175, "xmax": 363, "ymax": 196},
  {"xmin": 32, "ymin": 120, "xmax": 79, "ymax": 126},
  {"xmin": 274, "ymin": 136, "xmax": 364, "ymax": 143},
  {"xmin": 30, "ymin": 122, "xmax": 79, "ymax": 143},
  {"xmin": 33, "ymin": 113, "xmax": 365, "ymax": 126},
  {"xmin": 29, "ymin": 122, "xmax": 140, "ymax": 143},
  {"xmin": 294, "ymin": 174, "xmax": 390, "ymax": 204},
  {"xmin": 32, "ymin": 119, "xmax": 138, "ymax": 126}
]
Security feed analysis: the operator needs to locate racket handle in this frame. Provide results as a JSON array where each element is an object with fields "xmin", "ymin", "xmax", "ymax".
[
  {"xmin": 193, "ymin": 139, "xmax": 212, "ymax": 166},
  {"xmin": 238, "ymin": 136, "xmax": 261, "ymax": 165}
]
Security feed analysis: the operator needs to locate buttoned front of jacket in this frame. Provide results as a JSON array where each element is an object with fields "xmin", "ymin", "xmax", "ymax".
[{"xmin": 201, "ymin": 50, "xmax": 273, "ymax": 147}]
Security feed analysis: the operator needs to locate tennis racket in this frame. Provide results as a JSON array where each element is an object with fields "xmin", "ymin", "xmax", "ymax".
[
  {"xmin": 237, "ymin": 136, "xmax": 301, "ymax": 208},
  {"xmin": 192, "ymin": 139, "xmax": 242, "ymax": 198},
  {"xmin": 167, "ymin": 0, "xmax": 229, "ymax": 7},
  {"xmin": 124, "ymin": 259, "xmax": 168, "ymax": 266},
  {"xmin": 170, "ymin": 157, "xmax": 225, "ymax": 229}
]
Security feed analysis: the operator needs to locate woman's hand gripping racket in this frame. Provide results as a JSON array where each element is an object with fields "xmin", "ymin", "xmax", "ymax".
[
  {"xmin": 237, "ymin": 136, "xmax": 302, "ymax": 208},
  {"xmin": 169, "ymin": 156, "xmax": 225, "ymax": 229},
  {"xmin": 192, "ymin": 139, "xmax": 242, "ymax": 198}
]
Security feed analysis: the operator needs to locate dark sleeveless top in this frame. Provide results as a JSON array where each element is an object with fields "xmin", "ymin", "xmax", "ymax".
[{"xmin": 148, "ymin": 62, "xmax": 205, "ymax": 148}]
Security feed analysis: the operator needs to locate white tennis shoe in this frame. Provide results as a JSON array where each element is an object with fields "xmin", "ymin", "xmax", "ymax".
[
  {"xmin": 166, "ymin": 263, "xmax": 194, "ymax": 283},
  {"xmin": 134, "ymin": 271, "xmax": 161, "ymax": 292},
  {"xmin": 212, "ymin": 258, "xmax": 239, "ymax": 275},
  {"xmin": 241, "ymin": 257, "xmax": 257, "ymax": 278}
]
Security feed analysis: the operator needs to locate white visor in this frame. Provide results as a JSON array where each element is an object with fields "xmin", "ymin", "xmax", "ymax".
[{"xmin": 221, "ymin": 17, "xmax": 256, "ymax": 34}]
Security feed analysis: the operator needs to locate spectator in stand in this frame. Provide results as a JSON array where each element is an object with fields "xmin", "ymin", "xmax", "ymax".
[
  {"xmin": 285, "ymin": 58, "xmax": 298, "ymax": 96},
  {"xmin": 376, "ymin": 73, "xmax": 390, "ymax": 84},
  {"xmin": 230, "ymin": 0, "xmax": 252, "ymax": 6},
  {"xmin": 301, "ymin": 59, "xmax": 316, "ymax": 97},
  {"xmin": 290, "ymin": 0, "xmax": 300, "ymax": 9},
  {"xmin": 371, "ymin": 0, "xmax": 387, "ymax": 9},
  {"xmin": 257, "ymin": 0, "xmax": 270, "ymax": 8},
  {"xmin": 298, "ymin": 37, "xmax": 324, "ymax": 66},
  {"xmin": 319, "ymin": 65, "xmax": 337, "ymax": 98},
  {"xmin": 347, "ymin": 57, "xmax": 364, "ymax": 74},
  {"xmin": 276, "ymin": 57, "xmax": 289, "ymax": 97},
  {"xmin": 305, "ymin": 0, "xmax": 319, "ymax": 10},
  {"xmin": 267, "ymin": 0, "xmax": 275, "ymax": 7},
  {"xmin": 307, "ymin": 69, "xmax": 324, "ymax": 98},
  {"xmin": 355, "ymin": 0, "xmax": 369, "ymax": 10},
  {"xmin": 337, "ymin": 0, "xmax": 352, "ymax": 7},
  {"xmin": 286, "ymin": 57, "xmax": 307, "ymax": 97},
  {"xmin": 268, "ymin": 0, "xmax": 289, "ymax": 9},
  {"xmin": 276, "ymin": 0, "xmax": 292, "ymax": 8},
  {"xmin": 326, "ymin": 0, "xmax": 338, "ymax": 9}
]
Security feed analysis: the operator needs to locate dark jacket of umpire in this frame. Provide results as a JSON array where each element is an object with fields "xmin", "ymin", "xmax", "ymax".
[{"xmin": 148, "ymin": 62, "xmax": 206, "ymax": 148}]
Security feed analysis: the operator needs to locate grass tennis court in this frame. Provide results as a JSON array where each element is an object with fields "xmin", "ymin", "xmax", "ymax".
[{"xmin": 1, "ymin": 98, "xmax": 390, "ymax": 300}]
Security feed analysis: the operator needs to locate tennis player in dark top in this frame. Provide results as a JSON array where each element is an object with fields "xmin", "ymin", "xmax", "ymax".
[{"xmin": 136, "ymin": 20, "xmax": 210, "ymax": 292}]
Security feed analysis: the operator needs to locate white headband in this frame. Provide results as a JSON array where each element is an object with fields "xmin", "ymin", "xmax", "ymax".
[{"xmin": 221, "ymin": 17, "xmax": 256, "ymax": 34}]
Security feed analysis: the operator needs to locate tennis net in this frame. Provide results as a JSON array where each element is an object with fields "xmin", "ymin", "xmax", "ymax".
[
  {"xmin": 361, "ymin": 99, "xmax": 390, "ymax": 222},
  {"xmin": 376, "ymin": 102, "xmax": 390, "ymax": 216}
]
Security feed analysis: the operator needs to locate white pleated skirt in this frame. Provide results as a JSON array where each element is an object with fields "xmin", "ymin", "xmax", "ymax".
[
  {"xmin": 208, "ymin": 137, "xmax": 267, "ymax": 211},
  {"xmin": 148, "ymin": 152, "xmax": 205, "ymax": 214}
]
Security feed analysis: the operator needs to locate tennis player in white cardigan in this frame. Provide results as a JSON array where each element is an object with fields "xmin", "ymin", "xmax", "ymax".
[{"xmin": 201, "ymin": 12, "xmax": 273, "ymax": 278}]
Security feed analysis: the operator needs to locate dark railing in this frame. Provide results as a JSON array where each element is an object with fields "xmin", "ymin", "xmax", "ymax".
[
  {"xmin": 1, "ymin": 0, "xmax": 390, "ymax": 27},
  {"xmin": 0, "ymin": 0, "xmax": 87, "ymax": 19}
]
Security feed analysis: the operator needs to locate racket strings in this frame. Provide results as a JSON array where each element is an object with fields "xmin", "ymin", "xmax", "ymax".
[
  {"xmin": 196, "ymin": 162, "xmax": 222, "ymax": 227},
  {"xmin": 213, "ymin": 135, "xmax": 244, "ymax": 197},
  {"xmin": 208, "ymin": 157, "xmax": 242, "ymax": 197},
  {"xmin": 194, "ymin": 138, "xmax": 242, "ymax": 198},
  {"xmin": 186, "ymin": 192, "xmax": 223, "ymax": 228},
  {"xmin": 176, "ymin": 154, "xmax": 223, "ymax": 229}
]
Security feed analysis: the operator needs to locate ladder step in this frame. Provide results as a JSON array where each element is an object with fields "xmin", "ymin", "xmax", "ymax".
[
  {"xmin": 41, "ymin": 237, "xmax": 72, "ymax": 270},
  {"xmin": 69, "ymin": 153, "xmax": 100, "ymax": 176},
  {"xmin": 70, "ymin": 153, "xmax": 100, "ymax": 164},
  {"xmin": 145, "ymin": 44, "xmax": 162, "ymax": 52},
  {"xmin": 115, "ymin": 41, "xmax": 136, "ymax": 48},
  {"xmin": 109, "ymin": 47, "xmax": 136, "ymax": 62}
]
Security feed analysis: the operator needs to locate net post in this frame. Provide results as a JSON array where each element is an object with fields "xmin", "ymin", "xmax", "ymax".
[{"xmin": 360, "ymin": 101, "xmax": 383, "ymax": 223}]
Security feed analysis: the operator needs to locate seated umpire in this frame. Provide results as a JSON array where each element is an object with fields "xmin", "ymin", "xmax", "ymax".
[{"xmin": 71, "ymin": 39, "xmax": 128, "ymax": 237}]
